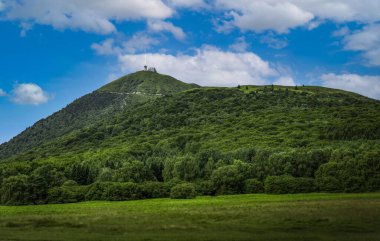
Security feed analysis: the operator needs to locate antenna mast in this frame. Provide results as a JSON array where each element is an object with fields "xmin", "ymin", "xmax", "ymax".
[{"xmin": 144, "ymin": 50, "xmax": 147, "ymax": 71}]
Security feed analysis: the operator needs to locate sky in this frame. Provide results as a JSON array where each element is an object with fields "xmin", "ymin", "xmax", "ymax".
[{"xmin": 0, "ymin": 0, "xmax": 380, "ymax": 143}]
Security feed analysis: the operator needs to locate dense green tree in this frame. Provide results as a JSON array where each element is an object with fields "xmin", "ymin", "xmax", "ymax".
[
  {"xmin": 174, "ymin": 155, "xmax": 200, "ymax": 181},
  {"xmin": 66, "ymin": 161, "xmax": 98, "ymax": 185},
  {"xmin": 97, "ymin": 167, "xmax": 115, "ymax": 182},
  {"xmin": 1, "ymin": 175, "xmax": 31, "ymax": 205},
  {"xmin": 28, "ymin": 165, "xmax": 65, "ymax": 204},
  {"xmin": 114, "ymin": 160, "xmax": 154, "ymax": 183},
  {"xmin": 211, "ymin": 161, "xmax": 247, "ymax": 194}
]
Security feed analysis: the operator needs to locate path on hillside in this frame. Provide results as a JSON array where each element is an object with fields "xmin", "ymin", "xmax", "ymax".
[{"xmin": 106, "ymin": 91, "xmax": 163, "ymax": 96}]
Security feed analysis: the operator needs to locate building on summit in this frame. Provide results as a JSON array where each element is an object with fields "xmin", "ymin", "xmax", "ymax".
[{"xmin": 144, "ymin": 54, "xmax": 157, "ymax": 73}]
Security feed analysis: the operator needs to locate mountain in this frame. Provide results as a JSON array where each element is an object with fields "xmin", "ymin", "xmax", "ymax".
[
  {"xmin": 1, "ymin": 71, "xmax": 379, "ymax": 163},
  {"xmin": 0, "ymin": 71, "xmax": 197, "ymax": 160},
  {"xmin": 0, "ymin": 71, "xmax": 379, "ymax": 205}
]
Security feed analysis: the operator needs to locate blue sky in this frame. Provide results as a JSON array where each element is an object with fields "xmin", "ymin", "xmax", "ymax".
[{"xmin": 0, "ymin": 0, "xmax": 380, "ymax": 143}]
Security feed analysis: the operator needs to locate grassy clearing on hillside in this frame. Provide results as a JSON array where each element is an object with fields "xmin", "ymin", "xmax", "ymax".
[{"xmin": 0, "ymin": 193, "xmax": 379, "ymax": 241}]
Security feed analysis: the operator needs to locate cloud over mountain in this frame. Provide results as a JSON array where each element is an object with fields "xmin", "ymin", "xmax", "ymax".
[
  {"xmin": 321, "ymin": 73, "xmax": 380, "ymax": 100},
  {"xmin": 118, "ymin": 47, "xmax": 281, "ymax": 86}
]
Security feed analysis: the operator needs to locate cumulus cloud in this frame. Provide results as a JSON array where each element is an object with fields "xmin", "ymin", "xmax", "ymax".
[
  {"xmin": 92, "ymin": 39, "xmax": 120, "ymax": 56},
  {"xmin": 19, "ymin": 22, "xmax": 32, "ymax": 37},
  {"xmin": 11, "ymin": 83, "xmax": 49, "ymax": 105},
  {"xmin": 343, "ymin": 24, "xmax": 380, "ymax": 66},
  {"xmin": 147, "ymin": 20, "xmax": 186, "ymax": 40},
  {"xmin": 92, "ymin": 33, "xmax": 160, "ymax": 55},
  {"xmin": 1, "ymin": 0, "xmax": 173, "ymax": 34},
  {"xmin": 215, "ymin": 0, "xmax": 314, "ymax": 33},
  {"xmin": 294, "ymin": 0, "xmax": 380, "ymax": 23},
  {"xmin": 274, "ymin": 76, "xmax": 296, "ymax": 86},
  {"xmin": 229, "ymin": 37, "xmax": 249, "ymax": 52},
  {"xmin": 0, "ymin": 89, "xmax": 6, "ymax": 96},
  {"xmin": 321, "ymin": 73, "xmax": 380, "ymax": 100},
  {"xmin": 332, "ymin": 26, "xmax": 350, "ymax": 37},
  {"xmin": 260, "ymin": 34, "xmax": 288, "ymax": 49},
  {"xmin": 0, "ymin": 1, "xmax": 5, "ymax": 11},
  {"xmin": 123, "ymin": 33, "xmax": 160, "ymax": 54},
  {"xmin": 168, "ymin": 0, "xmax": 207, "ymax": 8},
  {"xmin": 214, "ymin": 0, "xmax": 380, "ymax": 33},
  {"xmin": 118, "ymin": 47, "xmax": 278, "ymax": 86}
]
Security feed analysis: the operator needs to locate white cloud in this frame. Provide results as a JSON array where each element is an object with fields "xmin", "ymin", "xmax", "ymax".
[
  {"xmin": 92, "ymin": 39, "xmax": 120, "ymax": 56},
  {"xmin": 92, "ymin": 33, "xmax": 160, "ymax": 55},
  {"xmin": 0, "ymin": 1, "xmax": 5, "ymax": 11},
  {"xmin": 343, "ymin": 24, "xmax": 380, "ymax": 66},
  {"xmin": 148, "ymin": 20, "xmax": 186, "ymax": 40},
  {"xmin": 1, "ymin": 0, "xmax": 173, "ymax": 34},
  {"xmin": 118, "ymin": 47, "xmax": 278, "ymax": 86},
  {"xmin": 168, "ymin": 0, "xmax": 206, "ymax": 8},
  {"xmin": 307, "ymin": 20, "xmax": 323, "ymax": 30},
  {"xmin": 123, "ymin": 33, "xmax": 160, "ymax": 54},
  {"xmin": 332, "ymin": 26, "xmax": 350, "ymax": 37},
  {"xmin": 0, "ymin": 89, "xmax": 6, "ymax": 96},
  {"xmin": 215, "ymin": 0, "xmax": 314, "ymax": 33},
  {"xmin": 214, "ymin": 0, "xmax": 380, "ymax": 33},
  {"xmin": 19, "ymin": 22, "xmax": 32, "ymax": 37},
  {"xmin": 294, "ymin": 0, "xmax": 380, "ymax": 23},
  {"xmin": 321, "ymin": 73, "xmax": 380, "ymax": 99},
  {"xmin": 260, "ymin": 34, "xmax": 288, "ymax": 49},
  {"xmin": 11, "ymin": 83, "xmax": 49, "ymax": 105},
  {"xmin": 274, "ymin": 76, "xmax": 296, "ymax": 86},
  {"xmin": 229, "ymin": 37, "xmax": 249, "ymax": 52}
]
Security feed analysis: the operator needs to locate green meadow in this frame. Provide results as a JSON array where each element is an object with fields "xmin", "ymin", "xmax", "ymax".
[{"xmin": 1, "ymin": 193, "xmax": 379, "ymax": 241}]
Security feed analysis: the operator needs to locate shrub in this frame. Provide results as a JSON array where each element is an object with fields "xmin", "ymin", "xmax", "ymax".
[
  {"xmin": 170, "ymin": 183, "xmax": 197, "ymax": 199},
  {"xmin": 195, "ymin": 180, "xmax": 216, "ymax": 196},
  {"xmin": 47, "ymin": 186, "xmax": 85, "ymax": 204},
  {"xmin": 97, "ymin": 168, "xmax": 115, "ymax": 182},
  {"xmin": 315, "ymin": 176, "xmax": 343, "ymax": 192},
  {"xmin": 211, "ymin": 163, "xmax": 246, "ymax": 195},
  {"xmin": 62, "ymin": 180, "xmax": 78, "ymax": 186},
  {"xmin": 264, "ymin": 175, "xmax": 315, "ymax": 194},
  {"xmin": 85, "ymin": 182, "xmax": 109, "ymax": 200},
  {"xmin": 244, "ymin": 179, "xmax": 264, "ymax": 193},
  {"xmin": 102, "ymin": 182, "xmax": 142, "ymax": 201},
  {"xmin": 140, "ymin": 181, "xmax": 170, "ymax": 198}
]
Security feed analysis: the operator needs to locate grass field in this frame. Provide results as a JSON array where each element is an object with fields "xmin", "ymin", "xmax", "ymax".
[{"xmin": 0, "ymin": 193, "xmax": 379, "ymax": 241}]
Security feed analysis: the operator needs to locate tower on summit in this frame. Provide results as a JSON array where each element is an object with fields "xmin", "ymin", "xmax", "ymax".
[
  {"xmin": 144, "ymin": 52, "xmax": 147, "ymax": 71},
  {"xmin": 143, "ymin": 52, "xmax": 157, "ymax": 73}
]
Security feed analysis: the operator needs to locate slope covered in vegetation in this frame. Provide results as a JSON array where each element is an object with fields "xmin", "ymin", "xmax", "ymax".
[
  {"xmin": 0, "ymin": 71, "xmax": 197, "ymax": 160},
  {"xmin": 0, "ymin": 71, "xmax": 379, "ymax": 205}
]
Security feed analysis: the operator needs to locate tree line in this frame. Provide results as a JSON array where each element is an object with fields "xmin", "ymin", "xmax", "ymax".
[{"xmin": 1, "ymin": 146, "xmax": 378, "ymax": 205}]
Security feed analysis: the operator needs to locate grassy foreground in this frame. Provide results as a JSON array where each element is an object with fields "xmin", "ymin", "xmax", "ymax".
[{"xmin": 0, "ymin": 193, "xmax": 379, "ymax": 241}]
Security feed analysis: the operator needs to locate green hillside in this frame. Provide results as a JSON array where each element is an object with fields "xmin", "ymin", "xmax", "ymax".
[
  {"xmin": 0, "ymin": 71, "xmax": 196, "ymax": 160},
  {"xmin": 0, "ymin": 72, "xmax": 379, "ymax": 205}
]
